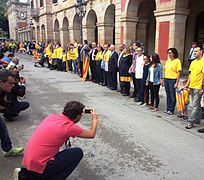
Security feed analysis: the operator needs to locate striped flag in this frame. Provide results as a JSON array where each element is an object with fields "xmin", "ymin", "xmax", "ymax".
[
  {"xmin": 82, "ymin": 49, "xmax": 90, "ymax": 81},
  {"xmin": 176, "ymin": 89, "xmax": 185, "ymax": 112}
]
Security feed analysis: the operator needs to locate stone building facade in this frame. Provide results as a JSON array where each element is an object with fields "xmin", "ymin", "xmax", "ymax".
[
  {"xmin": 7, "ymin": 0, "xmax": 32, "ymax": 42},
  {"xmin": 30, "ymin": 0, "xmax": 204, "ymax": 62}
]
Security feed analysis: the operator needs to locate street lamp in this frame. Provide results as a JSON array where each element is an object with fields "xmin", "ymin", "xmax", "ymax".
[
  {"xmin": 75, "ymin": 0, "xmax": 88, "ymax": 44},
  {"xmin": 30, "ymin": 19, "xmax": 34, "ymax": 41}
]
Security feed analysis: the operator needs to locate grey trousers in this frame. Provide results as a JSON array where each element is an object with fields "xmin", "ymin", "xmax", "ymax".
[{"xmin": 188, "ymin": 88, "xmax": 202, "ymax": 123}]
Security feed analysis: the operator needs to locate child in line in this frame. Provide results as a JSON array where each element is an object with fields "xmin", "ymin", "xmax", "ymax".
[
  {"xmin": 176, "ymin": 80, "xmax": 190, "ymax": 120},
  {"xmin": 137, "ymin": 55, "xmax": 150, "ymax": 106}
]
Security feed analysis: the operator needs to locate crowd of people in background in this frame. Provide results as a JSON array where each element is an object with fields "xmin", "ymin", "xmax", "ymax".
[{"xmin": 1, "ymin": 39, "xmax": 204, "ymax": 136}]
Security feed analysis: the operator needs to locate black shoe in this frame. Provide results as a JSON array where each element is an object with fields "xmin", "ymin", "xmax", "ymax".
[
  {"xmin": 197, "ymin": 128, "xmax": 204, "ymax": 133},
  {"xmin": 134, "ymin": 98, "xmax": 140, "ymax": 102},
  {"xmin": 111, "ymin": 87, "xmax": 117, "ymax": 90},
  {"xmin": 129, "ymin": 94, "xmax": 136, "ymax": 98}
]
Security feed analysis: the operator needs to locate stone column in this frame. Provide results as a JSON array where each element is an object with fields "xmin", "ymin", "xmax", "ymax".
[
  {"xmin": 60, "ymin": 28, "xmax": 70, "ymax": 48},
  {"xmin": 120, "ymin": 17, "xmax": 139, "ymax": 46},
  {"xmin": 97, "ymin": 23, "xmax": 106, "ymax": 45},
  {"xmin": 154, "ymin": 8, "xmax": 189, "ymax": 61}
]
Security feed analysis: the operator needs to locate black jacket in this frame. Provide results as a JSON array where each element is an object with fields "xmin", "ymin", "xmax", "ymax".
[
  {"xmin": 108, "ymin": 51, "xmax": 118, "ymax": 72},
  {"xmin": 7, "ymin": 84, "xmax": 26, "ymax": 103}
]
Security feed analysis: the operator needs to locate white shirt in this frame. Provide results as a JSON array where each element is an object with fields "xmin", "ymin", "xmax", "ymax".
[
  {"xmin": 150, "ymin": 67, "xmax": 154, "ymax": 82},
  {"xmin": 135, "ymin": 54, "xmax": 144, "ymax": 79}
]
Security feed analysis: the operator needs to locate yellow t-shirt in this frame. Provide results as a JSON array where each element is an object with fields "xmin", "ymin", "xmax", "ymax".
[
  {"xmin": 189, "ymin": 58, "xmax": 204, "ymax": 89},
  {"xmin": 103, "ymin": 50, "xmax": 111, "ymax": 62},
  {"xmin": 52, "ymin": 49, "xmax": 57, "ymax": 59},
  {"xmin": 62, "ymin": 53, "xmax": 67, "ymax": 62},
  {"xmin": 68, "ymin": 48, "xmax": 78, "ymax": 60},
  {"xmin": 95, "ymin": 51, "xmax": 103, "ymax": 61},
  {"xmin": 45, "ymin": 45, "xmax": 52, "ymax": 56},
  {"xmin": 57, "ymin": 47, "xmax": 63, "ymax": 59},
  {"xmin": 164, "ymin": 58, "xmax": 182, "ymax": 79}
]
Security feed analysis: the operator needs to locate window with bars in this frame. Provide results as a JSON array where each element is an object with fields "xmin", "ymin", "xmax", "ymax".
[{"xmin": 40, "ymin": 0, "xmax": 43, "ymax": 7}]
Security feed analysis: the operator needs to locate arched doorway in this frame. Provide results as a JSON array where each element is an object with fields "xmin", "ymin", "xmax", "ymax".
[
  {"xmin": 54, "ymin": 19, "xmax": 60, "ymax": 43},
  {"xmin": 62, "ymin": 17, "xmax": 69, "ymax": 47},
  {"xmin": 36, "ymin": 26, "xmax": 40, "ymax": 42},
  {"xmin": 195, "ymin": 11, "xmax": 204, "ymax": 45},
  {"xmin": 86, "ymin": 10, "xmax": 98, "ymax": 43},
  {"xmin": 104, "ymin": 4, "xmax": 115, "ymax": 44},
  {"xmin": 137, "ymin": 0, "xmax": 156, "ymax": 54},
  {"xmin": 41, "ymin": 24, "xmax": 46, "ymax": 43},
  {"xmin": 73, "ymin": 14, "xmax": 81, "ymax": 43},
  {"xmin": 184, "ymin": 0, "xmax": 204, "ymax": 63}
]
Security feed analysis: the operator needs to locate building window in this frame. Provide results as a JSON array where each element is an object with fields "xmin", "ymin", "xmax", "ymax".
[
  {"xmin": 40, "ymin": 0, "xmax": 43, "ymax": 7},
  {"xmin": 52, "ymin": 0, "xmax": 57, "ymax": 4}
]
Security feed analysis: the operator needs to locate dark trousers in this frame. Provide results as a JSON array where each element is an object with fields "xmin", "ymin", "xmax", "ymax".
[
  {"xmin": 136, "ymin": 79, "xmax": 143, "ymax": 101},
  {"xmin": 141, "ymin": 83, "xmax": 149, "ymax": 104},
  {"xmin": 109, "ymin": 71, "xmax": 117, "ymax": 89},
  {"xmin": 57, "ymin": 59, "xmax": 63, "ymax": 71},
  {"xmin": 164, "ymin": 78, "xmax": 176, "ymax": 113},
  {"xmin": 20, "ymin": 148, "xmax": 83, "ymax": 180},
  {"xmin": 3, "ymin": 101, "xmax": 30, "ymax": 119},
  {"xmin": 0, "ymin": 116, "xmax": 12, "ymax": 152},
  {"xmin": 95, "ymin": 61, "xmax": 101, "ymax": 83},
  {"xmin": 90, "ymin": 61, "xmax": 96, "ymax": 81},
  {"xmin": 68, "ymin": 60, "xmax": 73, "ymax": 72},
  {"xmin": 51, "ymin": 58, "xmax": 57, "ymax": 69},
  {"xmin": 121, "ymin": 81, "xmax": 130, "ymax": 95},
  {"xmin": 102, "ymin": 70, "xmax": 107, "ymax": 86},
  {"xmin": 80, "ymin": 61, "xmax": 83, "ymax": 77},
  {"xmin": 132, "ymin": 74, "xmax": 137, "ymax": 97},
  {"xmin": 105, "ymin": 71, "xmax": 110, "ymax": 87},
  {"xmin": 62, "ymin": 62, "xmax": 66, "ymax": 71},
  {"xmin": 46, "ymin": 56, "xmax": 51, "ymax": 68},
  {"xmin": 149, "ymin": 82, "xmax": 160, "ymax": 108}
]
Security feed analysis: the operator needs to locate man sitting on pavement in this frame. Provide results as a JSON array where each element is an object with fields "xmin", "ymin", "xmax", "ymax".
[
  {"xmin": 15, "ymin": 101, "xmax": 99, "ymax": 180},
  {"xmin": 0, "ymin": 69, "xmax": 24, "ymax": 156}
]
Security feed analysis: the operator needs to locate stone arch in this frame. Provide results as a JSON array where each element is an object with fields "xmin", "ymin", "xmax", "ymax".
[
  {"xmin": 36, "ymin": 26, "xmax": 40, "ymax": 42},
  {"xmin": 54, "ymin": 19, "xmax": 60, "ymax": 43},
  {"xmin": 104, "ymin": 4, "xmax": 115, "ymax": 44},
  {"xmin": 73, "ymin": 14, "xmax": 81, "ymax": 43},
  {"xmin": 86, "ymin": 9, "xmax": 98, "ymax": 43},
  {"xmin": 62, "ymin": 17, "xmax": 70, "ymax": 47},
  {"xmin": 137, "ymin": 0, "xmax": 156, "ymax": 54},
  {"xmin": 41, "ymin": 24, "xmax": 46, "ymax": 43},
  {"xmin": 184, "ymin": 0, "xmax": 204, "ymax": 61}
]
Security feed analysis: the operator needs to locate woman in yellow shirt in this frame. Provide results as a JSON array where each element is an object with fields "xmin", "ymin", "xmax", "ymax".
[
  {"xmin": 95, "ymin": 45, "xmax": 104, "ymax": 84},
  {"xmin": 67, "ymin": 44, "xmax": 78, "ymax": 73},
  {"xmin": 164, "ymin": 48, "xmax": 182, "ymax": 115}
]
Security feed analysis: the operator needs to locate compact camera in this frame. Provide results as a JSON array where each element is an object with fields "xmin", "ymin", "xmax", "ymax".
[{"xmin": 84, "ymin": 108, "xmax": 94, "ymax": 114}]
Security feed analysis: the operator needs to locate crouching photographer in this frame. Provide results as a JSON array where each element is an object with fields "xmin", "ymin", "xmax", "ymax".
[
  {"xmin": 14, "ymin": 101, "xmax": 98, "ymax": 180},
  {"xmin": 3, "ymin": 74, "xmax": 29, "ymax": 121}
]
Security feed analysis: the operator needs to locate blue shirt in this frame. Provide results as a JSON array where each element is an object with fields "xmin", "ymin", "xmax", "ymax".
[{"xmin": 2, "ymin": 56, "xmax": 11, "ymax": 63}]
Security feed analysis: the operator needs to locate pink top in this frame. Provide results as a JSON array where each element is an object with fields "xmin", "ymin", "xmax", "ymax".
[{"xmin": 22, "ymin": 114, "xmax": 83, "ymax": 174}]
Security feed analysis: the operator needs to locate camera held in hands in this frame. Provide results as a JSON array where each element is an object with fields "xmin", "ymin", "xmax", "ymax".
[{"xmin": 84, "ymin": 108, "xmax": 94, "ymax": 114}]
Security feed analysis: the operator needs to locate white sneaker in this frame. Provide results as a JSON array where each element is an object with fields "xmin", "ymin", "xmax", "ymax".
[
  {"xmin": 14, "ymin": 168, "xmax": 21, "ymax": 180},
  {"xmin": 137, "ymin": 102, "xmax": 143, "ymax": 106},
  {"xmin": 141, "ymin": 103, "xmax": 147, "ymax": 107}
]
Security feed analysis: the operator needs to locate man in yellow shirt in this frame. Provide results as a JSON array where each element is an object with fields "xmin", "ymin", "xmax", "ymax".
[
  {"xmin": 56, "ymin": 43, "xmax": 63, "ymax": 71},
  {"xmin": 68, "ymin": 44, "xmax": 78, "ymax": 73},
  {"xmin": 185, "ymin": 46, "xmax": 204, "ymax": 129}
]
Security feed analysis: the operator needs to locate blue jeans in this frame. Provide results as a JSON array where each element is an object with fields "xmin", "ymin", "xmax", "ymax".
[
  {"xmin": 164, "ymin": 78, "xmax": 176, "ymax": 113},
  {"xmin": 188, "ymin": 88, "xmax": 202, "ymax": 123},
  {"xmin": 0, "ymin": 115, "xmax": 12, "ymax": 152}
]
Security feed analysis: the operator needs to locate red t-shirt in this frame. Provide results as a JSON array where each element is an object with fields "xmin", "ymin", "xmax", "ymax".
[{"xmin": 22, "ymin": 114, "xmax": 83, "ymax": 174}]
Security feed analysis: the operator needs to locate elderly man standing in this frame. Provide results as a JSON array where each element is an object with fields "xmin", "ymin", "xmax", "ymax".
[
  {"xmin": 108, "ymin": 44, "xmax": 118, "ymax": 90},
  {"xmin": 89, "ymin": 42, "xmax": 98, "ymax": 82},
  {"xmin": 185, "ymin": 46, "xmax": 204, "ymax": 129}
]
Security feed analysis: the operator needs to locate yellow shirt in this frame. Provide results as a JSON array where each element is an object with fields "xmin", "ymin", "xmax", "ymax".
[
  {"xmin": 52, "ymin": 49, "xmax": 57, "ymax": 59},
  {"xmin": 189, "ymin": 58, "xmax": 204, "ymax": 89},
  {"xmin": 62, "ymin": 53, "xmax": 67, "ymax": 62},
  {"xmin": 95, "ymin": 51, "xmax": 103, "ymax": 61},
  {"xmin": 45, "ymin": 45, "xmax": 52, "ymax": 56},
  {"xmin": 103, "ymin": 50, "xmax": 111, "ymax": 62},
  {"xmin": 68, "ymin": 48, "xmax": 78, "ymax": 60},
  {"xmin": 164, "ymin": 58, "xmax": 182, "ymax": 79},
  {"xmin": 57, "ymin": 47, "xmax": 63, "ymax": 59}
]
